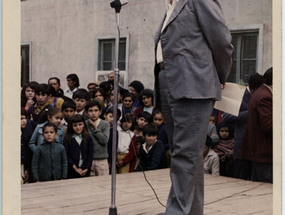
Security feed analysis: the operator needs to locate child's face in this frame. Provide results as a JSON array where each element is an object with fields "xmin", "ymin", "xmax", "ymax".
[
  {"xmin": 219, "ymin": 127, "xmax": 229, "ymax": 139},
  {"xmin": 35, "ymin": 93, "xmax": 49, "ymax": 106},
  {"xmin": 142, "ymin": 96, "xmax": 152, "ymax": 107},
  {"xmin": 63, "ymin": 108, "xmax": 75, "ymax": 120},
  {"xmin": 123, "ymin": 97, "xmax": 133, "ymax": 108},
  {"xmin": 209, "ymin": 116, "xmax": 216, "ymax": 125},
  {"xmin": 87, "ymin": 106, "xmax": 102, "ymax": 121},
  {"xmin": 136, "ymin": 117, "xmax": 148, "ymax": 128},
  {"xmin": 145, "ymin": 134, "xmax": 157, "ymax": 146},
  {"xmin": 153, "ymin": 113, "xmax": 164, "ymax": 126},
  {"xmin": 110, "ymin": 90, "xmax": 122, "ymax": 104},
  {"xmin": 67, "ymin": 78, "xmax": 76, "ymax": 89},
  {"xmin": 94, "ymin": 91, "xmax": 104, "ymax": 103},
  {"xmin": 104, "ymin": 113, "xmax": 113, "ymax": 126},
  {"xmin": 74, "ymin": 98, "xmax": 87, "ymax": 112},
  {"xmin": 121, "ymin": 121, "xmax": 132, "ymax": 131},
  {"xmin": 42, "ymin": 126, "xmax": 57, "ymax": 143},
  {"xmin": 129, "ymin": 86, "xmax": 138, "ymax": 97},
  {"xmin": 21, "ymin": 115, "xmax": 27, "ymax": 128},
  {"xmin": 48, "ymin": 112, "xmax": 63, "ymax": 126},
  {"xmin": 25, "ymin": 87, "xmax": 35, "ymax": 100},
  {"xmin": 72, "ymin": 122, "xmax": 85, "ymax": 135}
]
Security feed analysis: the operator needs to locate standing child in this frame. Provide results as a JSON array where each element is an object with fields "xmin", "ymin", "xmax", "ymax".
[
  {"xmin": 61, "ymin": 100, "xmax": 76, "ymax": 130},
  {"xmin": 64, "ymin": 114, "xmax": 94, "ymax": 178},
  {"xmin": 32, "ymin": 123, "xmax": 68, "ymax": 182},
  {"xmin": 85, "ymin": 101, "xmax": 110, "ymax": 176},
  {"xmin": 29, "ymin": 107, "xmax": 64, "ymax": 152},
  {"xmin": 116, "ymin": 113, "xmax": 137, "ymax": 173},
  {"xmin": 135, "ymin": 123, "xmax": 166, "ymax": 171},
  {"xmin": 27, "ymin": 83, "xmax": 52, "ymax": 124},
  {"xmin": 73, "ymin": 89, "xmax": 90, "ymax": 119},
  {"xmin": 135, "ymin": 111, "xmax": 152, "ymax": 129}
]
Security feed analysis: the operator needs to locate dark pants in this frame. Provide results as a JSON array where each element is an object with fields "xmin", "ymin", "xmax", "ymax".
[{"xmin": 159, "ymin": 71, "xmax": 215, "ymax": 215}]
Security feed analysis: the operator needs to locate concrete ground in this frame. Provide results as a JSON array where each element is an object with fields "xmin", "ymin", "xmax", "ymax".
[{"xmin": 21, "ymin": 168, "xmax": 272, "ymax": 215}]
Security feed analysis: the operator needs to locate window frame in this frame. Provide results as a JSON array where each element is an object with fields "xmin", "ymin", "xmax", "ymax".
[
  {"xmin": 229, "ymin": 24, "xmax": 263, "ymax": 84},
  {"xmin": 21, "ymin": 42, "xmax": 32, "ymax": 87},
  {"xmin": 95, "ymin": 34, "xmax": 129, "ymax": 88}
]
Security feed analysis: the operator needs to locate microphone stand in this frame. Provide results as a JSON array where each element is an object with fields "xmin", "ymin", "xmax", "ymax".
[{"xmin": 109, "ymin": 2, "xmax": 123, "ymax": 215}]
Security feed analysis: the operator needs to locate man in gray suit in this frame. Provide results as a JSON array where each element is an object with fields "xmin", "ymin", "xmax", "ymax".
[{"xmin": 154, "ymin": 0, "xmax": 233, "ymax": 214}]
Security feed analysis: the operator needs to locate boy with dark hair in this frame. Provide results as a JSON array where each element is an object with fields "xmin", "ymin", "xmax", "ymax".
[
  {"xmin": 27, "ymin": 83, "xmax": 51, "ymax": 123},
  {"xmin": 135, "ymin": 123, "xmax": 166, "ymax": 171},
  {"xmin": 136, "ymin": 111, "xmax": 152, "ymax": 129},
  {"xmin": 73, "ymin": 89, "xmax": 90, "ymax": 119},
  {"xmin": 31, "ymin": 123, "xmax": 68, "ymax": 182},
  {"xmin": 61, "ymin": 100, "xmax": 76, "ymax": 129},
  {"xmin": 85, "ymin": 101, "xmax": 110, "ymax": 176}
]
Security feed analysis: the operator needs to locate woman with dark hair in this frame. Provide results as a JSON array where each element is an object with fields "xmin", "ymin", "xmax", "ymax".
[
  {"xmin": 21, "ymin": 81, "xmax": 39, "ymax": 112},
  {"xmin": 64, "ymin": 73, "xmax": 80, "ymax": 99},
  {"xmin": 133, "ymin": 89, "xmax": 155, "ymax": 117}
]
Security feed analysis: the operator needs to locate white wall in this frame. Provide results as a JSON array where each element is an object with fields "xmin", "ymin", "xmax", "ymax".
[{"xmin": 21, "ymin": 0, "xmax": 272, "ymax": 90}]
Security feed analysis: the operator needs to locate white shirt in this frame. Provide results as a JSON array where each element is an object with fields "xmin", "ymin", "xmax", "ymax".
[
  {"xmin": 156, "ymin": 0, "xmax": 179, "ymax": 63},
  {"xmin": 117, "ymin": 128, "xmax": 134, "ymax": 153},
  {"xmin": 64, "ymin": 87, "xmax": 78, "ymax": 99}
]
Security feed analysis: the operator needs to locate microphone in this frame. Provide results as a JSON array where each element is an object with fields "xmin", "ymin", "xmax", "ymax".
[{"xmin": 110, "ymin": 0, "xmax": 128, "ymax": 13}]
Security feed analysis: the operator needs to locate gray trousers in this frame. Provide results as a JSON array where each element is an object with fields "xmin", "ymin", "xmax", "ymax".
[{"xmin": 159, "ymin": 71, "xmax": 215, "ymax": 215}]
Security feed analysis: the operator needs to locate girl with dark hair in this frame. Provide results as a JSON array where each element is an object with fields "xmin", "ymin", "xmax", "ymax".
[
  {"xmin": 64, "ymin": 114, "xmax": 94, "ymax": 178},
  {"xmin": 21, "ymin": 82, "xmax": 39, "ymax": 112},
  {"xmin": 29, "ymin": 107, "xmax": 64, "ymax": 152}
]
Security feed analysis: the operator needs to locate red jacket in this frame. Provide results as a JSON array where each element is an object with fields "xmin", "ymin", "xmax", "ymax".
[{"xmin": 241, "ymin": 84, "xmax": 272, "ymax": 163}]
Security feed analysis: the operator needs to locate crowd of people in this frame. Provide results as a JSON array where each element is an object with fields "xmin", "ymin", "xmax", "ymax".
[{"xmin": 20, "ymin": 68, "xmax": 273, "ymax": 184}]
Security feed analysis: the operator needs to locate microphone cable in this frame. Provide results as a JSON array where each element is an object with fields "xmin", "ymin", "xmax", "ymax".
[{"xmin": 115, "ymin": 98, "xmax": 167, "ymax": 208}]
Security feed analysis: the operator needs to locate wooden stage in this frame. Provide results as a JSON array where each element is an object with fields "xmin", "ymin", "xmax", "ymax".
[{"xmin": 21, "ymin": 168, "xmax": 272, "ymax": 215}]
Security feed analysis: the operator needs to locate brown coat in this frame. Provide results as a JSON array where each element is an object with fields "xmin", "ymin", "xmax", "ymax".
[{"xmin": 241, "ymin": 84, "xmax": 272, "ymax": 163}]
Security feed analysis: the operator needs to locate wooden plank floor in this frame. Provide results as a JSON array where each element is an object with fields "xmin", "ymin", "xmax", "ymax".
[{"xmin": 21, "ymin": 168, "xmax": 272, "ymax": 215}]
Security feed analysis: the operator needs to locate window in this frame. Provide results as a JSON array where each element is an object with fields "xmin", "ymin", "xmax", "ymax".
[
  {"xmin": 96, "ymin": 37, "xmax": 128, "ymax": 87},
  {"xmin": 228, "ymin": 27, "xmax": 262, "ymax": 85},
  {"xmin": 21, "ymin": 44, "xmax": 31, "ymax": 87},
  {"xmin": 98, "ymin": 38, "xmax": 126, "ymax": 71}
]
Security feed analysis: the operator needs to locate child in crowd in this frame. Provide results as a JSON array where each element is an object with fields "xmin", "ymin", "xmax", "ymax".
[
  {"xmin": 47, "ymin": 84, "xmax": 65, "ymax": 109},
  {"xmin": 64, "ymin": 114, "xmax": 94, "ymax": 178},
  {"xmin": 104, "ymin": 106, "xmax": 121, "ymax": 128},
  {"xmin": 85, "ymin": 101, "xmax": 110, "ymax": 176},
  {"xmin": 135, "ymin": 123, "xmax": 166, "ymax": 171},
  {"xmin": 136, "ymin": 111, "xmax": 152, "ymax": 129},
  {"xmin": 73, "ymin": 89, "xmax": 90, "ymax": 119},
  {"xmin": 203, "ymin": 136, "xmax": 220, "ymax": 176},
  {"xmin": 134, "ymin": 89, "xmax": 155, "ymax": 117},
  {"xmin": 21, "ymin": 82, "xmax": 38, "ymax": 112},
  {"xmin": 207, "ymin": 115, "xmax": 219, "ymax": 145},
  {"xmin": 29, "ymin": 107, "xmax": 64, "ymax": 152},
  {"xmin": 209, "ymin": 114, "xmax": 217, "ymax": 125},
  {"xmin": 27, "ymin": 83, "xmax": 52, "ymax": 123},
  {"xmin": 116, "ymin": 113, "xmax": 137, "ymax": 173},
  {"xmin": 21, "ymin": 109, "xmax": 34, "ymax": 183},
  {"xmin": 61, "ymin": 100, "xmax": 76, "ymax": 130},
  {"xmin": 93, "ymin": 88, "xmax": 107, "ymax": 109},
  {"xmin": 213, "ymin": 122, "xmax": 235, "ymax": 176},
  {"xmin": 65, "ymin": 73, "xmax": 80, "ymax": 99},
  {"xmin": 152, "ymin": 110, "xmax": 171, "ymax": 167},
  {"xmin": 128, "ymin": 80, "xmax": 144, "ymax": 108},
  {"xmin": 121, "ymin": 92, "xmax": 136, "ymax": 115},
  {"xmin": 32, "ymin": 123, "xmax": 68, "ymax": 182}
]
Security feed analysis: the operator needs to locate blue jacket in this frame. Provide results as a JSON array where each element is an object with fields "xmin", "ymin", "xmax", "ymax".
[
  {"xmin": 135, "ymin": 140, "xmax": 166, "ymax": 171},
  {"xmin": 32, "ymin": 141, "xmax": 68, "ymax": 181}
]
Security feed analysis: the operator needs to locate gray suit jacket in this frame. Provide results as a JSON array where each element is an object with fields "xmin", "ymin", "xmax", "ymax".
[{"xmin": 154, "ymin": 0, "xmax": 233, "ymax": 106}]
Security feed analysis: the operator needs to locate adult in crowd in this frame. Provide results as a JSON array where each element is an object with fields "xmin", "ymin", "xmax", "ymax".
[
  {"xmin": 129, "ymin": 80, "xmax": 144, "ymax": 108},
  {"xmin": 223, "ymin": 73, "xmax": 264, "ymax": 179},
  {"xmin": 241, "ymin": 67, "xmax": 273, "ymax": 183},
  {"xmin": 65, "ymin": 73, "xmax": 80, "ymax": 99}
]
